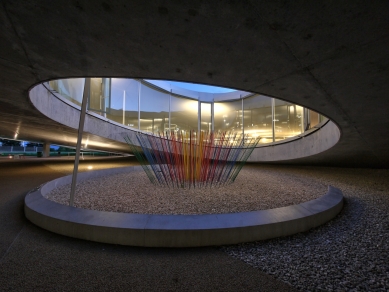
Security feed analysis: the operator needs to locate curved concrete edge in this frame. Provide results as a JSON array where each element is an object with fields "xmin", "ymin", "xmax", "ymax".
[
  {"xmin": 248, "ymin": 120, "xmax": 341, "ymax": 162},
  {"xmin": 24, "ymin": 167, "xmax": 344, "ymax": 247},
  {"xmin": 30, "ymin": 83, "xmax": 341, "ymax": 162}
]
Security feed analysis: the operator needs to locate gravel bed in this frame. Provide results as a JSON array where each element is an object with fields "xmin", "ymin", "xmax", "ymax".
[
  {"xmin": 44, "ymin": 166, "xmax": 325, "ymax": 215},
  {"xmin": 221, "ymin": 166, "xmax": 389, "ymax": 291}
]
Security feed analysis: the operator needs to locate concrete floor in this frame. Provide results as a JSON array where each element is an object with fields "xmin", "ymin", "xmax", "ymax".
[{"xmin": 0, "ymin": 157, "xmax": 296, "ymax": 292}]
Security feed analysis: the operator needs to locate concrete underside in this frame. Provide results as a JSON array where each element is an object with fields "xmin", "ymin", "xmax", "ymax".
[
  {"xmin": 24, "ymin": 166, "xmax": 343, "ymax": 247},
  {"xmin": 0, "ymin": 1, "xmax": 388, "ymax": 167}
]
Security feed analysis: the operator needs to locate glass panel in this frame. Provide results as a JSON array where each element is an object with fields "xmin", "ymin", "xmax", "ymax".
[
  {"xmin": 139, "ymin": 83, "xmax": 169, "ymax": 133},
  {"xmin": 170, "ymin": 95, "xmax": 198, "ymax": 133},
  {"xmin": 214, "ymin": 100, "xmax": 242, "ymax": 134},
  {"xmin": 200, "ymin": 103, "xmax": 212, "ymax": 132},
  {"xmin": 107, "ymin": 78, "xmax": 139, "ymax": 128},
  {"xmin": 88, "ymin": 78, "xmax": 111, "ymax": 116},
  {"xmin": 319, "ymin": 114, "xmax": 328, "ymax": 123},
  {"xmin": 49, "ymin": 78, "xmax": 85, "ymax": 106},
  {"xmin": 243, "ymin": 95, "xmax": 272, "ymax": 143},
  {"xmin": 274, "ymin": 100, "xmax": 303, "ymax": 141},
  {"xmin": 309, "ymin": 109, "xmax": 320, "ymax": 128}
]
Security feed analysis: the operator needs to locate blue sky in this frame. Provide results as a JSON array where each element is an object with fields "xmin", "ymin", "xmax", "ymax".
[{"xmin": 167, "ymin": 81, "xmax": 236, "ymax": 93}]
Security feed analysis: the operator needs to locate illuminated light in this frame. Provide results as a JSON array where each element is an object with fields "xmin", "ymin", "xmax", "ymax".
[
  {"xmin": 244, "ymin": 129, "xmax": 268, "ymax": 134},
  {"xmin": 9, "ymin": 155, "xmax": 12, "ymax": 159},
  {"xmin": 214, "ymin": 103, "xmax": 228, "ymax": 114},
  {"xmin": 87, "ymin": 166, "xmax": 93, "ymax": 169}
]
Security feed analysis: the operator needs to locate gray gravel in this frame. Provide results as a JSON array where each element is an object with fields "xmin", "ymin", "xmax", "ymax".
[
  {"xmin": 222, "ymin": 165, "xmax": 389, "ymax": 291},
  {"xmin": 45, "ymin": 167, "xmax": 325, "ymax": 214}
]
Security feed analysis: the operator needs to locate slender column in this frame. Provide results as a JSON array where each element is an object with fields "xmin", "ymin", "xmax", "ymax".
[
  {"xmin": 271, "ymin": 97, "xmax": 275, "ymax": 142},
  {"xmin": 211, "ymin": 102, "xmax": 214, "ymax": 132},
  {"xmin": 138, "ymin": 81, "xmax": 141, "ymax": 130},
  {"xmin": 69, "ymin": 78, "xmax": 90, "ymax": 207},
  {"xmin": 241, "ymin": 96, "xmax": 244, "ymax": 136},
  {"xmin": 42, "ymin": 143, "xmax": 50, "ymax": 157},
  {"xmin": 122, "ymin": 90, "xmax": 126, "ymax": 125},
  {"xmin": 169, "ymin": 90, "xmax": 171, "ymax": 131},
  {"xmin": 198, "ymin": 100, "xmax": 201, "ymax": 133}
]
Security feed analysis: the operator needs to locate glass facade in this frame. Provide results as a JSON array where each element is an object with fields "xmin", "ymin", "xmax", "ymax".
[
  {"xmin": 309, "ymin": 109, "xmax": 320, "ymax": 128},
  {"xmin": 274, "ymin": 99, "xmax": 303, "ymax": 141},
  {"xmin": 139, "ymin": 83, "xmax": 169, "ymax": 133},
  {"xmin": 170, "ymin": 95, "xmax": 198, "ymax": 133},
  {"xmin": 88, "ymin": 78, "xmax": 111, "ymax": 116},
  {"xmin": 48, "ymin": 78, "xmax": 326, "ymax": 145},
  {"xmin": 49, "ymin": 78, "xmax": 85, "ymax": 106},
  {"xmin": 214, "ymin": 99, "xmax": 242, "ymax": 134},
  {"xmin": 243, "ymin": 95, "xmax": 272, "ymax": 143},
  {"xmin": 108, "ymin": 78, "xmax": 139, "ymax": 128}
]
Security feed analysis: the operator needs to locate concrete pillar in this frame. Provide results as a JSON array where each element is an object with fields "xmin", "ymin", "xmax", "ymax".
[{"xmin": 42, "ymin": 143, "xmax": 50, "ymax": 157}]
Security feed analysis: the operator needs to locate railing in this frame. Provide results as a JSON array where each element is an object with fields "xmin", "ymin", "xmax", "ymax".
[
  {"xmin": 0, "ymin": 147, "xmax": 125, "ymax": 158},
  {"xmin": 0, "ymin": 146, "xmax": 43, "ymax": 153}
]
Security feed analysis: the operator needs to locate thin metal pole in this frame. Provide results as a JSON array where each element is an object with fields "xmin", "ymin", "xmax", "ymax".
[
  {"xmin": 69, "ymin": 78, "xmax": 90, "ymax": 206},
  {"xmin": 198, "ymin": 100, "xmax": 201, "ymax": 133},
  {"xmin": 122, "ymin": 90, "xmax": 126, "ymax": 125},
  {"xmin": 138, "ymin": 81, "xmax": 141, "ymax": 130},
  {"xmin": 241, "ymin": 95, "xmax": 244, "ymax": 136},
  {"xmin": 169, "ymin": 90, "xmax": 171, "ymax": 131},
  {"xmin": 211, "ymin": 102, "xmax": 214, "ymax": 132},
  {"xmin": 271, "ymin": 98, "xmax": 275, "ymax": 142}
]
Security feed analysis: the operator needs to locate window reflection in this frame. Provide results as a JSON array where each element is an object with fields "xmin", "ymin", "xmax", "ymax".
[
  {"xmin": 214, "ymin": 100, "xmax": 242, "ymax": 134},
  {"xmin": 274, "ymin": 100, "xmax": 303, "ymax": 141},
  {"xmin": 49, "ymin": 78, "xmax": 85, "ymax": 106},
  {"xmin": 243, "ymin": 95, "xmax": 272, "ymax": 143},
  {"xmin": 107, "ymin": 78, "xmax": 139, "ymax": 128},
  {"xmin": 170, "ymin": 95, "xmax": 198, "ymax": 133},
  {"xmin": 309, "ymin": 109, "xmax": 320, "ymax": 128},
  {"xmin": 139, "ymin": 83, "xmax": 169, "ymax": 133}
]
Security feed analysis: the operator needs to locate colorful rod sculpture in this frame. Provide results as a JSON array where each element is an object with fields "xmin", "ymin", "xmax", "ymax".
[{"xmin": 123, "ymin": 131, "xmax": 260, "ymax": 188}]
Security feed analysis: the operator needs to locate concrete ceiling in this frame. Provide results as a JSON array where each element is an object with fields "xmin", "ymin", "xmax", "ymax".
[{"xmin": 0, "ymin": 1, "xmax": 388, "ymax": 167}]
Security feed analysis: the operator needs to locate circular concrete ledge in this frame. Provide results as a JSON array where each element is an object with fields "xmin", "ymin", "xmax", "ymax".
[{"xmin": 24, "ymin": 166, "xmax": 343, "ymax": 247}]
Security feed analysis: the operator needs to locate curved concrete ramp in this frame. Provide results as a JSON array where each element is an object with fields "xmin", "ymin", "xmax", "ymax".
[{"xmin": 24, "ymin": 167, "xmax": 343, "ymax": 247}]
